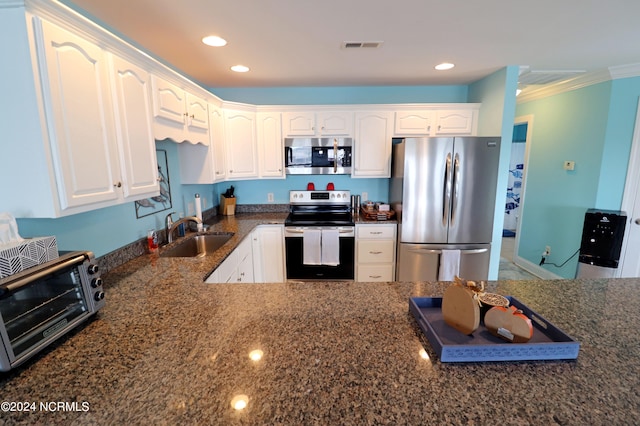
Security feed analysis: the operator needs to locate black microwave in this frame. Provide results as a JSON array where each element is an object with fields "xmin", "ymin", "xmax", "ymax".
[{"xmin": 284, "ymin": 138, "xmax": 352, "ymax": 175}]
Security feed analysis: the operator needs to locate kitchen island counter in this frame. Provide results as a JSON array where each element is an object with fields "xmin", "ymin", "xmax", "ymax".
[{"xmin": 1, "ymin": 247, "xmax": 639, "ymax": 424}]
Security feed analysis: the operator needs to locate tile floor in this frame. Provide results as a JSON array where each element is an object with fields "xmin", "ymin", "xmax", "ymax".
[{"xmin": 498, "ymin": 236, "xmax": 540, "ymax": 280}]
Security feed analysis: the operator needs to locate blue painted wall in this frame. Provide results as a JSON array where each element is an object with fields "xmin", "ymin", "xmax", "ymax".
[{"xmin": 514, "ymin": 81, "xmax": 614, "ymax": 277}]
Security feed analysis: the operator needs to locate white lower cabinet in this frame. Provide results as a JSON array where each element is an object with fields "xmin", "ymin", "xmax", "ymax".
[
  {"xmin": 206, "ymin": 225, "xmax": 284, "ymax": 283},
  {"xmin": 355, "ymin": 224, "xmax": 397, "ymax": 282},
  {"xmin": 252, "ymin": 225, "xmax": 285, "ymax": 282}
]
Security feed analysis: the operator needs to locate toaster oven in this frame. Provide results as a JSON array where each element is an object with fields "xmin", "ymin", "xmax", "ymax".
[{"xmin": 0, "ymin": 251, "xmax": 105, "ymax": 371}]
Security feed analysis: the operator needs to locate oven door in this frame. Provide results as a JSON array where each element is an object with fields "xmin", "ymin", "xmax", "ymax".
[
  {"xmin": 0, "ymin": 254, "xmax": 97, "ymax": 371},
  {"xmin": 285, "ymin": 227, "xmax": 355, "ymax": 280}
]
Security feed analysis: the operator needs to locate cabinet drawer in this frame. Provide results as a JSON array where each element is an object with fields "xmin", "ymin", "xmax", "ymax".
[
  {"xmin": 357, "ymin": 265, "xmax": 394, "ymax": 282},
  {"xmin": 357, "ymin": 240, "xmax": 395, "ymax": 263},
  {"xmin": 356, "ymin": 224, "xmax": 396, "ymax": 239}
]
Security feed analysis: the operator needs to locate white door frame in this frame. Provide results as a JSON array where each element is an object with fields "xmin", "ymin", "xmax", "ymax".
[
  {"xmin": 618, "ymin": 99, "xmax": 640, "ymax": 277},
  {"xmin": 510, "ymin": 115, "xmax": 533, "ymax": 266}
]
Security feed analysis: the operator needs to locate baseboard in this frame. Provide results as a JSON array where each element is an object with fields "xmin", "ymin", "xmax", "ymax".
[{"xmin": 513, "ymin": 255, "xmax": 563, "ymax": 280}]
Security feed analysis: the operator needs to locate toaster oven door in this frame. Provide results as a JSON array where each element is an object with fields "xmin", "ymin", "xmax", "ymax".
[{"xmin": 0, "ymin": 256, "xmax": 94, "ymax": 370}]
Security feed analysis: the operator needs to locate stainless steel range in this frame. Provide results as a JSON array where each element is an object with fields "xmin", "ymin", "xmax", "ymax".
[{"xmin": 284, "ymin": 190, "xmax": 354, "ymax": 280}]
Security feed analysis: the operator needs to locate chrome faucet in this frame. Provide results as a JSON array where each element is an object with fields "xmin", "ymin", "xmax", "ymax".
[{"xmin": 166, "ymin": 215, "xmax": 203, "ymax": 243}]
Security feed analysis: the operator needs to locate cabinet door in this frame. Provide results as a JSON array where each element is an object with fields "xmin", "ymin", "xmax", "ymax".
[
  {"xmin": 257, "ymin": 112, "xmax": 284, "ymax": 178},
  {"xmin": 254, "ymin": 225, "xmax": 285, "ymax": 283},
  {"xmin": 394, "ymin": 110, "xmax": 434, "ymax": 136},
  {"xmin": 39, "ymin": 19, "xmax": 120, "ymax": 210},
  {"xmin": 150, "ymin": 75, "xmax": 185, "ymax": 125},
  {"xmin": 225, "ymin": 109, "xmax": 258, "ymax": 179},
  {"xmin": 210, "ymin": 105, "xmax": 226, "ymax": 182},
  {"xmin": 434, "ymin": 110, "xmax": 476, "ymax": 135},
  {"xmin": 236, "ymin": 237, "xmax": 254, "ymax": 283},
  {"xmin": 109, "ymin": 54, "xmax": 159, "ymax": 200},
  {"xmin": 353, "ymin": 111, "xmax": 394, "ymax": 178},
  {"xmin": 282, "ymin": 111, "xmax": 316, "ymax": 136},
  {"xmin": 317, "ymin": 111, "xmax": 353, "ymax": 136},
  {"xmin": 186, "ymin": 92, "xmax": 209, "ymax": 132}
]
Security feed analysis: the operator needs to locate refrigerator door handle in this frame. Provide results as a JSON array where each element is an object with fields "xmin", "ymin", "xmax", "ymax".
[
  {"xmin": 450, "ymin": 153, "xmax": 460, "ymax": 226},
  {"xmin": 407, "ymin": 248, "xmax": 488, "ymax": 255},
  {"xmin": 443, "ymin": 152, "xmax": 452, "ymax": 226}
]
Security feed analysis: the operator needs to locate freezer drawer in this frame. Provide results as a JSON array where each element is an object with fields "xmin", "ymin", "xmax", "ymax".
[{"xmin": 397, "ymin": 243, "xmax": 490, "ymax": 282}]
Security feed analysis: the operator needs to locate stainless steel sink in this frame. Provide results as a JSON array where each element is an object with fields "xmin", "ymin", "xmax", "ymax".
[{"xmin": 160, "ymin": 233, "xmax": 234, "ymax": 258}]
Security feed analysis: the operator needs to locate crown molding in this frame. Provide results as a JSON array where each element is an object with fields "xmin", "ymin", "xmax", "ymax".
[
  {"xmin": 517, "ymin": 64, "xmax": 640, "ymax": 104},
  {"xmin": 609, "ymin": 63, "xmax": 640, "ymax": 80}
]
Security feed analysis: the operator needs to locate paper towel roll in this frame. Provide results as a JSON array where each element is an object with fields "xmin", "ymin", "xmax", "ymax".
[{"xmin": 195, "ymin": 194, "xmax": 202, "ymax": 221}]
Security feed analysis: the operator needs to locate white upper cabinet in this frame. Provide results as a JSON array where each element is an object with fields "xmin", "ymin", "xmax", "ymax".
[
  {"xmin": 225, "ymin": 108, "xmax": 258, "ymax": 179},
  {"xmin": 394, "ymin": 108, "xmax": 478, "ymax": 137},
  {"xmin": 0, "ymin": 15, "xmax": 162, "ymax": 217},
  {"xmin": 177, "ymin": 104, "xmax": 225, "ymax": 184},
  {"xmin": 434, "ymin": 109, "xmax": 477, "ymax": 135},
  {"xmin": 353, "ymin": 111, "xmax": 394, "ymax": 178},
  {"xmin": 282, "ymin": 111, "xmax": 353, "ymax": 137},
  {"xmin": 257, "ymin": 112, "xmax": 284, "ymax": 178},
  {"xmin": 37, "ymin": 19, "xmax": 122, "ymax": 211},
  {"xmin": 394, "ymin": 110, "xmax": 434, "ymax": 135},
  {"xmin": 108, "ymin": 54, "xmax": 159, "ymax": 200},
  {"xmin": 151, "ymin": 75, "xmax": 209, "ymax": 144},
  {"xmin": 210, "ymin": 105, "xmax": 227, "ymax": 182}
]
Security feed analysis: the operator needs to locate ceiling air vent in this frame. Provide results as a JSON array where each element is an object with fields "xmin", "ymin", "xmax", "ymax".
[
  {"xmin": 341, "ymin": 41, "xmax": 383, "ymax": 49},
  {"xmin": 519, "ymin": 70, "xmax": 586, "ymax": 85}
]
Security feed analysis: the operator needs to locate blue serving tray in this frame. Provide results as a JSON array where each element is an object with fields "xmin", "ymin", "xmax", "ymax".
[{"xmin": 409, "ymin": 297, "xmax": 580, "ymax": 362}]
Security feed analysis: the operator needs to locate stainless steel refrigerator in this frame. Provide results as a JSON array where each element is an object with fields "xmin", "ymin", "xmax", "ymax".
[{"xmin": 390, "ymin": 137, "xmax": 501, "ymax": 281}]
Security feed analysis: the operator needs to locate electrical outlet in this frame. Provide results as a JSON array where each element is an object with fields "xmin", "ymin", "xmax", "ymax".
[
  {"xmin": 544, "ymin": 246, "xmax": 551, "ymax": 256},
  {"xmin": 267, "ymin": 193, "xmax": 274, "ymax": 202},
  {"xmin": 362, "ymin": 192, "xmax": 368, "ymax": 201}
]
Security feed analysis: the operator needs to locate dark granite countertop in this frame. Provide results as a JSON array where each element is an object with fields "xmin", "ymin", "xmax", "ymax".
[{"xmin": 1, "ymin": 213, "xmax": 638, "ymax": 425}]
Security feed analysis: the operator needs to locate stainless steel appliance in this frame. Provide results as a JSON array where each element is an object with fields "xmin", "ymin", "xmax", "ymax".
[
  {"xmin": 284, "ymin": 190, "xmax": 355, "ymax": 280},
  {"xmin": 284, "ymin": 138, "xmax": 352, "ymax": 174},
  {"xmin": 0, "ymin": 251, "xmax": 105, "ymax": 371},
  {"xmin": 390, "ymin": 137, "xmax": 501, "ymax": 281}
]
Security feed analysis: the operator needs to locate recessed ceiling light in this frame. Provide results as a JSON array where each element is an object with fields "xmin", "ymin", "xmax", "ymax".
[
  {"xmin": 435, "ymin": 62, "xmax": 455, "ymax": 71},
  {"xmin": 202, "ymin": 35, "xmax": 227, "ymax": 47},
  {"xmin": 231, "ymin": 65, "xmax": 250, "ymax": 73}
]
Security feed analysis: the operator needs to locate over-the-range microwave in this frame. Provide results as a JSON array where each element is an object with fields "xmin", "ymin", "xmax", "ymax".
[{"xmin": 284, "ymin": 137, "xmax": 352, "ymax": 175}]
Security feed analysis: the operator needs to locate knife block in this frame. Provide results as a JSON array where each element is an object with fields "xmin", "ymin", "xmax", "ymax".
[{"xmin": 219, "ymin": 195, "xmax": 236, "ymax": 216}]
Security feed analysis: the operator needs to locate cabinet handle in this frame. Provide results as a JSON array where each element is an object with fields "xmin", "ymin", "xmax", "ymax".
[
  {"xmin": 113, "ymin": 182, "xmax": 122, "ymax": 188},
  {"xmin": 369, "ymin": 275, "xmax": 382, "ymax": 279},
  {"xmin": 370, "ymin": 231, "xmax": 383, "ymax": 235},
  {"xmin": 190, "ymin": 114, "xmax": 195, "ymax": 119},
  {"xmin": 183, "ymin": 112, "xmax": 189, "ymax": 117},
  {"xmin": 635, "ymin": 218, "xmax": 640, "ymax": 225},
  {"xmin": 369, "ymin": 251, "xmax": 382, "ymax": 255}
]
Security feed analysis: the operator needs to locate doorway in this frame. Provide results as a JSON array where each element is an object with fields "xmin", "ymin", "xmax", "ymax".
[{"xmin": 498, "ymin": 115, "xmax": 535, "ymax": 279}]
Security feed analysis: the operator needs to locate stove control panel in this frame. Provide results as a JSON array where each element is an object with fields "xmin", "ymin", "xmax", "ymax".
[{"xmin": 289, "ymin": 190, "xmax": 351, "ymax": 204}]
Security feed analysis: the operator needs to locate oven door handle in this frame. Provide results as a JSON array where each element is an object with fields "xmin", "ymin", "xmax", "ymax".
[
  {"xmin": 286, "ymin": 229, "xmax": 353, "ymax": 234},
  {"xmin": 0, "ymin": 253, "xmax": 87, "ymax": 298}
]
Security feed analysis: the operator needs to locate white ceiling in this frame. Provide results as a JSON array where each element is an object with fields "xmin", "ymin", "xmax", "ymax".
[{"xmin": 63, "ymin": 0, "xmax": 640, "ymax": 93}]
